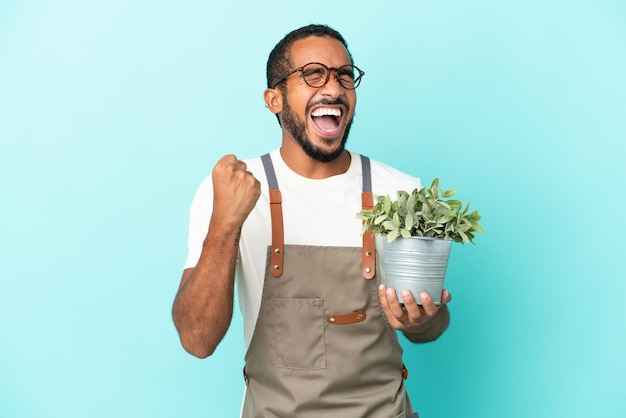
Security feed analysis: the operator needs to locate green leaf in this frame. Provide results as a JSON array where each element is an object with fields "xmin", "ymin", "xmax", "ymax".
[
  {"xmin": 437, "ymin": 215, "xmax": 455, "ymax": 224},
  {"xmin": 382, "ymin": 220, "xmax": 397, "ymax": 230},
  {"xmin": 374, "ymin": 214, "xmax": 388, "ymax": 225},
  {"xmin": 407, "ymin": 193, "xmax": 416, "ymax": 211},
  {"xmin": 430, "ymin": 178, "xmax": 439, "ymax": 197},
  {"xmin": 387, "ymin": 229, "xmax": 401, "ymax": 242},
  {"xmin": 462, "ymin": 202, "xmax": 470, "ymax": 215},
  {"xmin": 405, "ymin": 212, "xmax": 414, "ymax": 229},
  {"xmin": 447, "ymin": 199, "xmax": 462, "ymax": 211},
  {"xmin": 468, "ymin": 210, "xmax": 481, "ymax": 221},
  {"xmin": 441, "ymin": 189, "xmax": 456, "ymax": 198},
  {"xmin": 383, "ymin": 195, "xmax": 392, "ymax": 213}
]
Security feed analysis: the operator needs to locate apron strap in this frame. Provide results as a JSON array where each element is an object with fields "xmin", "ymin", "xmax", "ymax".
[
  {"xmin": 360, "ymin": 156, "xmax": 376, "ymax": 279},
  {"xmin": 261, "ymin": 153, "xmax": 284, "ymax": 277},
  {"xmin": 261, "ymin": 153, "xmax": 375, "ymax": 279}
]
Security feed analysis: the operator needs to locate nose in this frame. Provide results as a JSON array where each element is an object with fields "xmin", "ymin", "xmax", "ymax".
[{"xmin": 318, "ymin": 71, "xmax": 345, "ymax": 98}]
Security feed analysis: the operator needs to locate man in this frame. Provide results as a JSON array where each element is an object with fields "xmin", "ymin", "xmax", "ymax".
[{"xmin": 173, "ymin": 24, "xmax": 451, "ymax": 418}]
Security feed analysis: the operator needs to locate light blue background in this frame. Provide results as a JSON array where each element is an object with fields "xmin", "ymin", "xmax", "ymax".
[{"xmin": 1, "ymin": 1, "xmax": 625, "ymax": 417}]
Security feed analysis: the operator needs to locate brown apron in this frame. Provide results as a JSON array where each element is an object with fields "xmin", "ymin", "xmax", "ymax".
[{"xmin": 242, "ymin": 154, "xmax": 413, "ymax": 418}]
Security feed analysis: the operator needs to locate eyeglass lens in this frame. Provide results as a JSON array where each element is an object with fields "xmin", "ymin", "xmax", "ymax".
[{"xmin": 301, "ymin": 63, "xmax": 362, "ymax": 89}]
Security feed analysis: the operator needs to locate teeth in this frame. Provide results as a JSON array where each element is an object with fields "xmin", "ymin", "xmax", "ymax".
[{"xmin": 312, "ymin": 107, "xmax": 341, "ymax": 117}]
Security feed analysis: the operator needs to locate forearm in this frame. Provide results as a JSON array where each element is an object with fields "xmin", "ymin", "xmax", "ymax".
[
  {"xmin": 403, "ymin": 305, "xmax": 450, "ymax": 343},
  {"xmin": 172, "ymin": 221, "xmax": 241, "ymax": 358}
]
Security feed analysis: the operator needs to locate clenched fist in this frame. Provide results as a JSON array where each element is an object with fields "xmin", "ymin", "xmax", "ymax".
[{"xmin": 211, "ymin": 154, "xmax": 261, "ymax": 228}]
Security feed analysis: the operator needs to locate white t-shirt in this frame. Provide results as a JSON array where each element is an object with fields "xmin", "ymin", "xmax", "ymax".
[{"xmin": 184, "ymin": 149, "xmax": 422, "ymax": 350}]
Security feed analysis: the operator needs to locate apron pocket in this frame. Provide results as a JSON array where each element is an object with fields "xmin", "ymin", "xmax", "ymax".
[{"xmin": 273, "ymin": 298, "xmax": 326, "ymax": 370}]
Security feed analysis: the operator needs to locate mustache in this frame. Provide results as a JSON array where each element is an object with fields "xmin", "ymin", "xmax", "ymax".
[{"xmin": 307, "ymin": 98, "xmax": 349, "ymax": 111}]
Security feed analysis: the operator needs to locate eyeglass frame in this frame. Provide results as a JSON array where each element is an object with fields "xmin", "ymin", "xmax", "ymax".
[{"xmin": 271, "ymin": 62, "xmax": 365, "ymax": 90}]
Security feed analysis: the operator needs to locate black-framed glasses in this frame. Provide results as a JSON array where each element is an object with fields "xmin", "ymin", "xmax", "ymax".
[{"xmin": 272, "ymin": 62, "xmax": 365, "ymax": 90}]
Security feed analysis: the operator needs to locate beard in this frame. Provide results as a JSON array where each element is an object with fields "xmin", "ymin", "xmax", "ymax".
[{"xmin": 280, "ymin": 96, "xmax": 353, "ymax": 163}]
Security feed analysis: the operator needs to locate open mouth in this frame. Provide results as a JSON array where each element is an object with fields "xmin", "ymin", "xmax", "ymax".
[{"xmin": 310, "ymin": 106, "xmax": 344, "ymax": 137}]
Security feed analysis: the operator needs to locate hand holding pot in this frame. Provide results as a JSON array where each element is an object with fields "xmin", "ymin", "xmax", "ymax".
[{"xmin": 378, "ymin": 285, "xmax": 452, "ymax": 343}]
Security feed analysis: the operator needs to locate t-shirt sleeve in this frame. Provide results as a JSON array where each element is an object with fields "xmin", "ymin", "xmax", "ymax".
[
  {"xmin": 370, "ymin": 158, "xmax": 423, "ymax": 197},
  {"xmin": 183, "ymin": 176, "xmax": 214, "ymax": 269}
]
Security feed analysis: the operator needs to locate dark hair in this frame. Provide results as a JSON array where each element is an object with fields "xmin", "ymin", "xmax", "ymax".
[{"xmin": 266, "ymin": 24, "xmax": 353, "ymax": 89}]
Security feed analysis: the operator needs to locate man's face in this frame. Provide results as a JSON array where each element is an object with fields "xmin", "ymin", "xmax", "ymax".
[{"xmin": 278, "ymin": 36, "xmax": 357, "ymax": 162}]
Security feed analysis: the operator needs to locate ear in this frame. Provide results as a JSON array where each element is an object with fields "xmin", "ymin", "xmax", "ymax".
[{"xmin": 264, "ymin": 88, "xmax": 283, "ymax": 114}]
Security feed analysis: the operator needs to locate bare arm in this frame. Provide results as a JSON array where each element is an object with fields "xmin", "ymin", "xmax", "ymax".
[
  {"xmin": 172, "ymin": 155, "xmax": 260, "ymax": 358},
  {"xmin": 379, "ymin": 286, "xmax": 451, "ymax": 343}
]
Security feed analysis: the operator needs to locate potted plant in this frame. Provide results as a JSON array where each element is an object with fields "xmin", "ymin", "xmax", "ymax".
[{"xmin": 356, "ymin": 178, "xmax": 483, "ymax": 304}]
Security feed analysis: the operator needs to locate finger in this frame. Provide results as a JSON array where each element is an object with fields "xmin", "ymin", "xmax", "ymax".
[
  {"xmin": 440, "ymin": 289, "xmax": 452, "ymax": 306},
  {"xmin": 399, "ymin": 290, "xmax": 425, "ymax": 323},
  {"xmin": 216, "ymin": 154, "xmax": 238, "ymax": 166},
  {"xmin": 400, "ymin": 289, "xmax": 416, "ymax": 306},
  {"xmin": 229, "ymin": 159, "xmax": 249, "ymax": 173},
  {"xmin": 378, "ymin": 285, "xmax": 392, "ymax": 313},
  {"xmin": 214, "ymin": 155, "xmax": 242, "ymax": 180},
  {"xmin": 215, "ymin": 154, "xmax": 249, "ymax": 173},
  {"xmin": 378, "ymin": 285, "xmax": 401, "ymax": 327},
  {"xmin": 384, "ymin": 287, "xmax": 406, "ymax": 319},
  {"xmin": 418, "ymin": 292, "xmax": 439, "ymax": 317}
]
